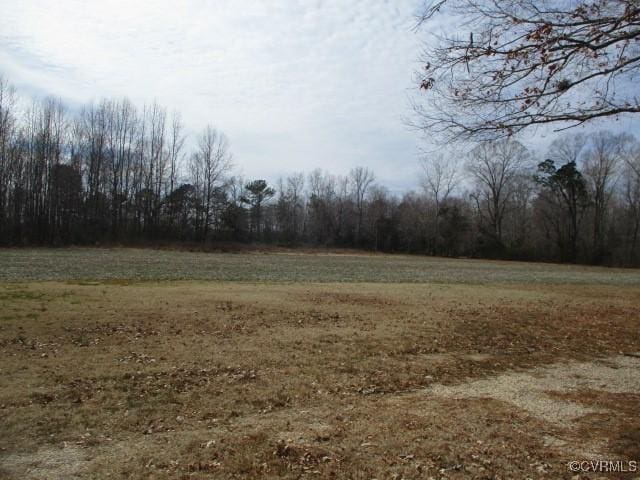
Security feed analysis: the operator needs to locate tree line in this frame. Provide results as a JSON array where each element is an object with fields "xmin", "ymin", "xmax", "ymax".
[{"xmin": 1, "ymin": 74, "xmax": 640, "ymax": 266}]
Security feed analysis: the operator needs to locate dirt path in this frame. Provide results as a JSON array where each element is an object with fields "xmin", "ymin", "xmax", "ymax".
[{"xmin": 426, "ymin": 353, "xmax": 640, "ymax": 460}]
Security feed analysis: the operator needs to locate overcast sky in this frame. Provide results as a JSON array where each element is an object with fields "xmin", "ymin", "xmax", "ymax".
[
  {"xmin": 0, "ymin": 0, "xmax": 432, "ymax": 193},
  {"xmin": 3, "ymin": 0, "xmax": 637, "ymax": 195}
]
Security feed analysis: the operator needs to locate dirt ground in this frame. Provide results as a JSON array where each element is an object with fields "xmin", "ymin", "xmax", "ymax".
[{"xmin": 1, "ymin": 276, "xmax": 639, "ymax": 479}]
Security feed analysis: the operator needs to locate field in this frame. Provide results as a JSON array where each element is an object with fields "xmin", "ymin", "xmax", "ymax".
[{"xmin": 1, "ymin": 248, "xmax": 639, "ymax": 479}]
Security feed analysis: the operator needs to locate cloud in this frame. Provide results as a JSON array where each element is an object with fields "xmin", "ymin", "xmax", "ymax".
[
  {"xmin": 3, "ymin": 0, "xmax": 638, "ymax": 196},
  {"xmin": 0, "ymin": 0, "xmax": 427, "ymax": 190}
]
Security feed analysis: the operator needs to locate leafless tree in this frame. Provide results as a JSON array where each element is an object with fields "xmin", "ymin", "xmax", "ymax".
[
  {"xmin": 276, "ymin": 173, "xmax": 305, "ymax": 242},
  {"xmin": 548, "ymin": 133, "xmax": 588, "ymax": 167},
  {"xmin": 80, "ymin": 101, "xmax": 109, "ymax": 223},
  {"xmin": 0, "ymin": 75, "xmax": 17, "ymax": 240},
  {"xmin": 104, "ymin": 98, "xmax": 137, "ymax": 235},
  {"xmin": 145, "ymin": 102, "xmax": 167, "ymax": 232},
  {"xmin": 420, "ymin": 153, "xmax": 459, "ymax": 253},
  {"xmin": 5, "ymin": 69, "xmax": 640, "ymax": 265},
  {"xmin": 349, "ymin": 166, "xmax": 375, "ymax": 244},
  {"xmin": 287, "ymin": 172, "xmax": 305, "ymax": 238},
  {"xmin": 621, "ymin": 141, "xmax": 640, "ymax": 262},
  {"xmin": 166, "ymin": 111, "xmax": 185, "ymax": 230},
  {"xmin": 467, "ymin": 139, "xmax": 530, "ymax": 244},
  {"xmin": 168, "ymin": 111, "xmax": 185, "ymax": 199},
  {"xmin": 24, "ymin": 97, "xmax": 67, "ymax": 242},
  {"xmin": 190, "ymin": 126, "xmax": 232, "ymax": 240},
  {"xmin": 504, "ymin": 171, "xmax": 536, "ymax": 251},
  {"xmin": 583, "ymin": 131, "xmax": 631, "ymax": 260},
  {"xmin": 414, "ymin": 0, "xmax": 640, "ymax": 142},
  {"xmin": 307, "ymin": 169, "xmax": 338, "ymax": 243}
]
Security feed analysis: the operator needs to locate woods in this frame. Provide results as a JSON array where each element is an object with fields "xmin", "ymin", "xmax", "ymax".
[{"xmin": 1, "ymin": 72, "xmax": 640, "ymax": 266}]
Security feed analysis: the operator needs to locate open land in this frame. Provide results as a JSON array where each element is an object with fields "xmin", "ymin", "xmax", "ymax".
[{"xmin": 0, "ymin": 248, "xmax": 639, "ymax": 479}]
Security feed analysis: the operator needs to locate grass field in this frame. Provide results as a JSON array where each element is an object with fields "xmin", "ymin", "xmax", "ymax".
[{"xmin": 1, "ymin": 248, "xmax": 639, "ymax": 479}]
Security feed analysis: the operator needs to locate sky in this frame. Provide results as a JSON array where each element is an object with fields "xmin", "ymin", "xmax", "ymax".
[
  {"xmin": 2, "ymin": 1, "xmax": 638, "ymax": 195},
  {"xmin": 0, "ymin": 0, "xmax": 430, "ymax": 194}
]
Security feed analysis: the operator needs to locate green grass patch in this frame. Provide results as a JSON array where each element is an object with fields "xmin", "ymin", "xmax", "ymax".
[{"xmin": 1, "ymin": 247, "xmax": 639, "ymax": 285}]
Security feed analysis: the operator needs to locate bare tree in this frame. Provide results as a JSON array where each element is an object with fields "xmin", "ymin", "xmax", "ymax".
[
  {"xmin": 504, "ymin": 171, "xmax": 536, "ymax": 252},
  {"xmin": 583, "ymin": 131, "xmax": 630, "ymax": 260},
  {"xmin": 104, "ymin": 98, "xmax": 137, "ymax": 236},
  {"xmin": 307, "ymin": 169, "xmax": 336, "ymax": 243},
  {"xmin": 415, "ymin": 0, "xmax": 640, "ymax": 142},
  {"xmin": 190, "ymin": 126, "xmax": 232, "ymax": 240},
  {"xmin": 548, "ymin": 133, "xmax": 588, "ymax": 168},
  {"xmin": 287, "ymin": 172, "xmax": 305, "ymax": 239},
  {"xmin": 419, "ymin": 153, "xmax": 459, "ymax": 253},
  {"xmin": 334, "ymin": 175, "xmax": 351, "ymax": 243},
  {"xmin": 23, "ymin": 97, "xmax": 67, "ymax": 242},
  {"xmin": 4, "ymin": 69, "xmax": 640, "ymax": 265},
  {"xmin": 79, "ymin": 101, "xmax": 110, "ymax": 225},
  {"xmin": 467, "ymin": 139, "xmax": 530, "ymax": 245},
  {"xmin": 276, "ymin": 173, "xmax": 305, "ymax": 242},
  {"xmin": 621, "ymin": 142, "xmax": 640, "ymax": 262},
  {"xmin": 349, "ymin": 166, "xmax": 375, "ymax": 244},
  {"xmin": 146, "ymin": 102, "xmax": 167, "ymax": 232},
  {"xmin": 366, "ymin": 185, "xmax": 397, "ymax": 251},
  {"xmin": 0, "ymin": 75, "xmax": 17, "ymax": 241},
  {"xmin": 166, "ymin": 111, "xmax": 185, "ymax": 231},
  {"xmin": 397, "ymin": 192, "xmax": 429, "ymax": 251},
  {"xmin": 168, "ymin": 111, "xmax": 185, "ymax": 198}
]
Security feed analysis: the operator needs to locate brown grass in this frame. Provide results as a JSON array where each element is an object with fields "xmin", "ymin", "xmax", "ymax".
[{"xmin": 1, "ymin": 275, "xmax": 639, "ymax": 478}]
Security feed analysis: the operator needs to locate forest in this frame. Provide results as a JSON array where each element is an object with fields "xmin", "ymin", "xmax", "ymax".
[{"xmin": 1, "ymin": 73, "xmax": 640, "ymax": 266}]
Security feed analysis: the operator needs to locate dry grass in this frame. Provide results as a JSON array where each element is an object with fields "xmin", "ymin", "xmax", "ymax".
[{"xmin": 0, "ymin": 250, "xmax": 639, "ymax": 479}]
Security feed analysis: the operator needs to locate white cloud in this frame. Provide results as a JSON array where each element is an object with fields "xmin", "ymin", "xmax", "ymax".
[{"xmin": 0, "ymin": 0, "xmax": 426, "ymax": 190}]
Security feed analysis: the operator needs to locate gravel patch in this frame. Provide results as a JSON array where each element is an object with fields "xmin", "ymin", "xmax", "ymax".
[{"xmin": 426, "ymin": 354, "xmax": 640, "ymax": 424}]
